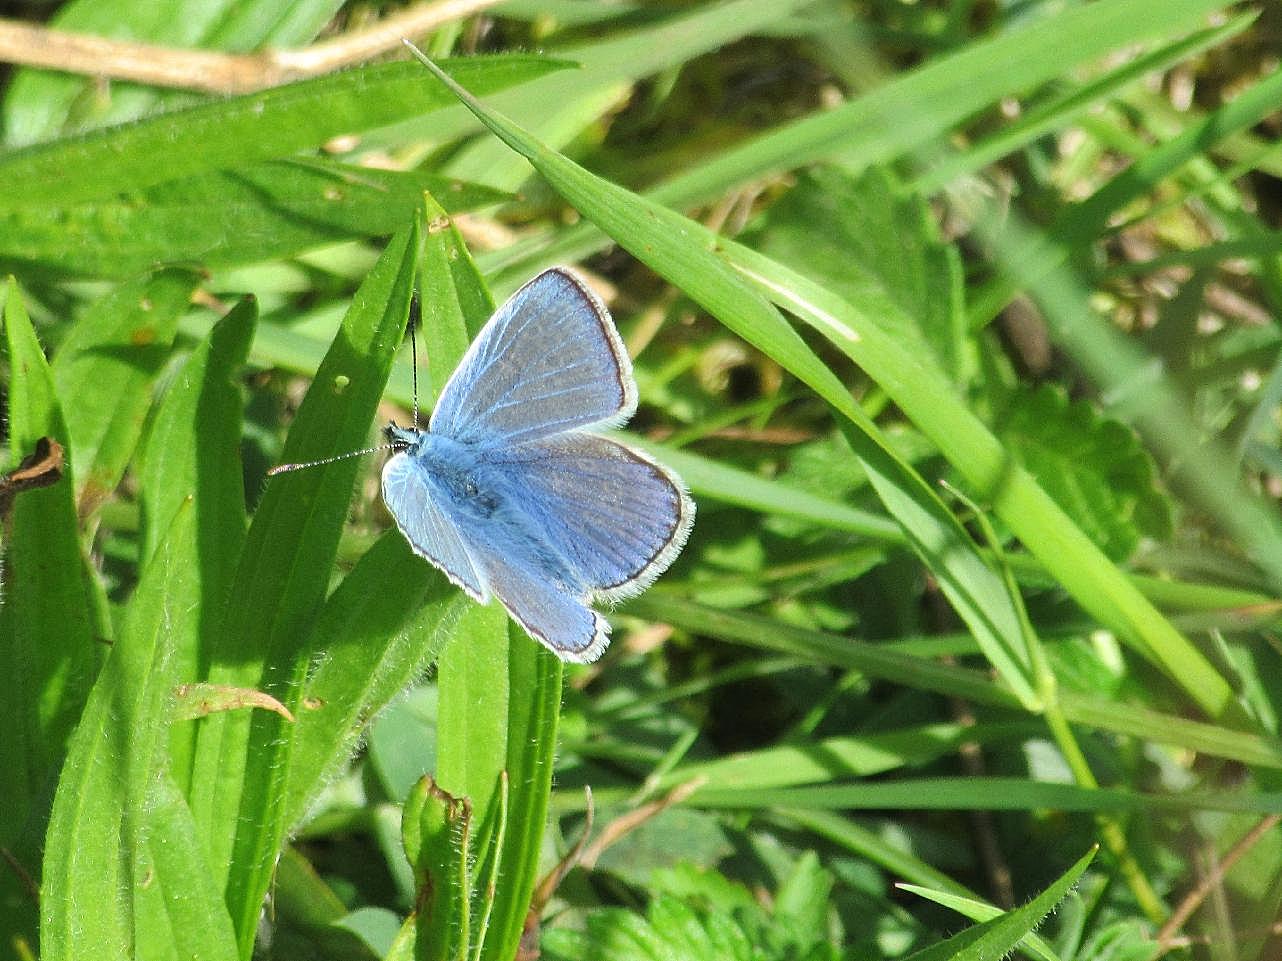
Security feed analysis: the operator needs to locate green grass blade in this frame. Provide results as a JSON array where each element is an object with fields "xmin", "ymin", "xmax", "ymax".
[
  {"xmin": 133, "ymin": 775, "xmax": 240, "ymax": 961},
  {"xmin": 681, "ymin": 779, "xmax": 1282, "ymax": 815},
  {"xmin": 0, "ymin": 57, "xmax": 567, "ymax": 205},
  {"xmin": 51, "ymin": 268, "xmax": 199, "ymax": 508},
  {"xmin": 900, "ymin": 849, "xmax": 1094, "ymax": 961},
  {"xmin": 482, "ymin": 635, "xmax": 562, "ymax": 961},
  {"xmin": 2, "ymin": 162, "xmax": 505, "ymax": 278},
  {"xmin": 138, "ymin": 297, "xmax": 255, "ymax": 794},
  {"xmin": 414, "ymin": 198, "xmax": 566, "ymax": 961},
  {"xmin": 2, "ymin": 0, "xmax": 344, "ymax": 145},
  {"xmin": 0, "ymin": 280, "xmax": 103, "ymax": 948},
  {"xmin": 185, "ymin": 220, "xmax": 418, "ymax": 956},
  {"xmin": 897, "ymin": 886, "xmax": 1061, "ymax": 961},
  {"xmin": 41, "ymin": 497, "xmax": 205, "ymax": 960}
]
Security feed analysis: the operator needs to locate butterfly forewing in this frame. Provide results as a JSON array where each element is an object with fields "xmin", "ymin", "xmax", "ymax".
[
  {"xmin": 383, "ymin": 452, "xmax": 488, "ymax": 601},
  {"xmin": 429, "ymin": 268, "xmax": 637, "ymax": 445}
]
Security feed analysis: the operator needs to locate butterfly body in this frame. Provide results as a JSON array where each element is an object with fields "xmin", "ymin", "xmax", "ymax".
[
  {"xmin": 381, "ymin": 268, "xmax": 694, "ymax": 663},
  {"xmin": 387, "ymin": 425, "xmax": 585, "ymax": 597}
]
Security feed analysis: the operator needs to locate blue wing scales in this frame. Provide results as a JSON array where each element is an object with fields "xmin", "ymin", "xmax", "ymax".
[
  {"xmin": 486, "ymin": 433, "xmax": 694, "ymax": 600},
  {"xmin": 429, "ymin": 268, "xmax": 636, "ymax": 444},
  {"xmin": 477, "ymin": 548, "xmax": 610, "ymax": 663},
  {"xmin": 381, "ymin": 452, "xmax": 488, "ymax": 601}
]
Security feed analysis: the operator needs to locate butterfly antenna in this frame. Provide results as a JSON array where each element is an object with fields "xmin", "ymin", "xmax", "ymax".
[
  {"xmin": 267, "ymin": 442, "xmax": 397, "ymax": 477},
  {"xmin": 409, "ymin": 289, "xmax": 421, "ymax": 430}
]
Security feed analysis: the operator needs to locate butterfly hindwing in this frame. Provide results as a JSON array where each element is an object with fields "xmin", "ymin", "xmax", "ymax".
[
  {"xmin": 429, "ymin": 268, "xmax": 636, "ymax": 445},
  {"xmin": 476, "ymin": 546, "xmax": 610, "ymax": 663},
  {"xmin": 382, "ymin": 451, "xmax": 488, "ymax": 601},
  {"xmin": 483, "ymin": 433, "xmax": 694, "ymax": 600}
]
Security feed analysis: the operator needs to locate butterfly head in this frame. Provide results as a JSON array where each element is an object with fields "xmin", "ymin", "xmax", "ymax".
[{"xmin": 384, "ymin": 421, "xmax": 423, "ymax": 452}]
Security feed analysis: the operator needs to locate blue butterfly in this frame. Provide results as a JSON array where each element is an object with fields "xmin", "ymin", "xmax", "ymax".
[{"xmin": 380, "ymin": 268, "xmax": 694, "ymax": 663}]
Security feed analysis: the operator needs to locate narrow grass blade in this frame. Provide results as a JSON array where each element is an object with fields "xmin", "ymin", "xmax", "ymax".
[
  {"xmin": 900, "ymin": 849, "xmax": 1094, "ymax": 961},
  {"xmin": 139, "ymin": 297, "xmax": 255, "ymax": 793},
  {"xmin": 897, "ymin": 886, "xmax": 1061, "ymax": 961},
  {"xmin": 482, "ymin": 633, "xmax": 562, "ymax": 961},
  {"xmin": 681, "ymin": 778, "xmax": 1282, "ymax": 814},
  {"xmin": 0, "ymin": 57, "xmax": 567, "ymax": 205},
  {"xmin": 0, "ymin": 281, "xmax": 103, "ymax": 945},
  {"xmin": 1, "ymin": 162, "xmax": 506, "ymax": 279},
  {"xmin": 416, "ymin": 206, "xmax": 566, "ymax": 961},
  {"xmin": 186, "ymin": 220, "xmax": 418, "ymax": 956}
]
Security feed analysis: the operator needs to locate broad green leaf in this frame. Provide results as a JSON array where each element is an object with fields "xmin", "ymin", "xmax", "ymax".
[
  {"xmin": 772, "ymin": 852, "xmax": 833, "ymax": 951},
  {"xmin": 280, "ymin": 532, "xmax": 471, "ymax": 832},
  {"xmin": 138, "ymin": 296, "xmax": 255, "ymax": 793},
  {"xmin": 186, "ymin": 218, "xmax": 418, "ymax": 956},
  {"xmin": 0, "ymin": 281, "xmax": 102, "ymax": 949},
  {"xmin": 996, "ymin": 386, "xmax": 1173, "ymax": 562},
  {"xmin": 2, "ymin": 0, "xmax": 344, "ymax": 145},
  {"xmin": 543, "ymin": 860, "xmax": 842, "ymax": 961},
  {"xmin": 1, "ymin": 161, "xmax": 505, "ymax": 278},
  {"xmin": 751, "ymin": 166, "xmax": 967, "ymax": 384},
  {"xmin": 51, "ymin": 268, "xmax": 199, "ymax": 509},
  {"xmin": 133, "ymin": 776, "xmax": 240, "ymax": 961},
  {"xmin": 41, "ymin": 498, "xmax": 201, "ymax": 961},
  {"xmin": 590, "ymin": 809, "xmax": 732, "ymax": 890},
  {"xmin": 0, "ymin": 57, "xmax": 567, "ymax": 205}
]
